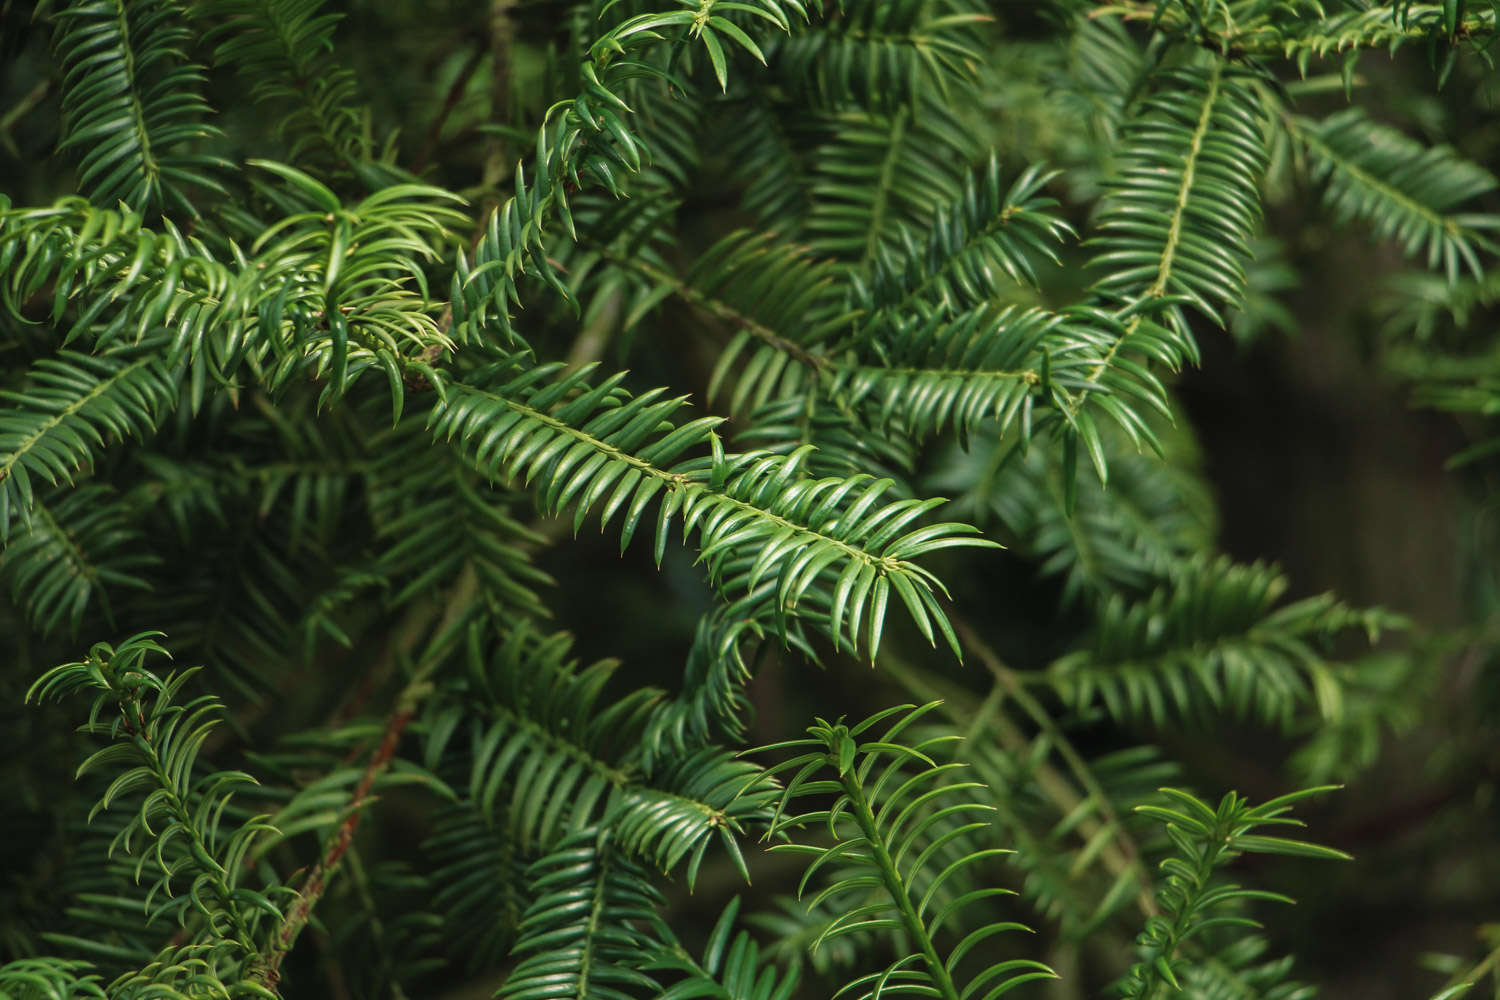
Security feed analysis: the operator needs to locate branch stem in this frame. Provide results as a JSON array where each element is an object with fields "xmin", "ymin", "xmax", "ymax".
[{"xmin": 842, "ymin": 771, "xmax": 963, "ymax": 1000}]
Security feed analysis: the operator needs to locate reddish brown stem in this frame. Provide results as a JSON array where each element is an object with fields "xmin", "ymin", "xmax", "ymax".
[{"xmin": 261, "ymin": 706, "xmax": 415, "ymax": 989}]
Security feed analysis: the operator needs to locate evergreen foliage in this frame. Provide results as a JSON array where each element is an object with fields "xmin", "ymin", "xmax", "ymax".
[{"xmin": 2, "ymin": 0, "xmax": 1499, "ymax": 998}]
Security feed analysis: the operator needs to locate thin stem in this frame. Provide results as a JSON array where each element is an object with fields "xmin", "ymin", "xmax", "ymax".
[
  {"xmin": 0, "ymin": 77, "xmax": 50, "ymax": 157},
  {"xmin": 1442, "ymin": 939, "xmax": 1500, "ymax": 997},
  {"xmin": 259, "ymin": 566, "xmax": 479, "ymax": 986},
  {"xmin": 0, "ymin": 359, "xmax": 152, "ymax": 487},
  {"xmin": 1095, "ymin": 0, "xmax": 1496, "ymax": 56},
  {"xmin": 612, "ymin": 255, "xmax": 831, "ymax": 373},
  {"xmin": 1129, "ymin": 827, "xmax": 1225, "ymax": 1000},
  {"xmin": 863, "ymin": 205, "xmax": 1024, "ymax": 328},
  {"xmin": 415, "ymin": 43, "xmax": 488, "ymax": 175},
  {"xmin": 1287, "ymin": 112, "xmax": 1465, "ymax": 240},
  {"xmin": 261, "ymin": 701, "xmax": 415, "ymax": 987},
  {"xmin": 863, "ymin": 107, "xmax": 912, "ymax": 269},
  {"xmin": 956, "ymin": 620, "xmax": 1156, "ymax": 915},
  {"xmin": 484, "ymin": 0, "xmax": 518, "ymax": 187},
  {"xmin": 452, "ymin": 383, "xmax": 910, "ymax": 574},
  {"xmin": 883, "ymin": 650, "xmax": 1159, "ymax": 925},
  {"xmin": 1067, "ymin": 62, "xmax": 1223, "ymax": 416},
  {"xmin": 341, "ymin": 848, "xmax": 409, "ymax": 1000},
  {"xmin": 254, "ymin": 0, "xmax": 359, "ymax": 165},
  {"xmin": 841, "ymin": 772, "xmax": 963, "ymax": 1000},
  {"xmin": 1145, "ymin": 64, "xmax": 1220, "ymax": 301},
  {"xmin": 107, "ymin": 0, "xmax": 162, "ymax": 205},
  {"xmin": 155, "ymin": 772, "xmax": 258, "ymax": 952}
]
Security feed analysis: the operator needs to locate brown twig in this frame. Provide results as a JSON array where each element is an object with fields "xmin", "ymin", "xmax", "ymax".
[
  {"xmin": 414, "ymin": 43, "xmax": 488, "ymax": 176},
  {"xmin": 0, "ymin": 78, "xmax": 50, "ymax": 158},
  {"xmin": 483, "ymin": 0, "xmax": 519, "ymax": 189},
  {"xmin": 260, "ymin": 703, "xmax": 416, "ymax": 988},
  {"xmin": 259, "ymin": 565, "xmax": 479, "ymax": 990}
]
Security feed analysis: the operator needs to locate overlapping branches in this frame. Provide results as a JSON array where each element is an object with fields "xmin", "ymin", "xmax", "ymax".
[
  {"xmin": 52, "ymin": 0, "xmax": 229, "ymax": 216},
  {"xmin": 754, "ymin": 703, "xmax": 1058, "ymax": 1000},
  {"xmin": 432, "ymin": 359, "xmax": 995, "ymax": 658},
  {"xmin": 1049, "ymin": 556, "xmax": 1407, "ymax": 728}
]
